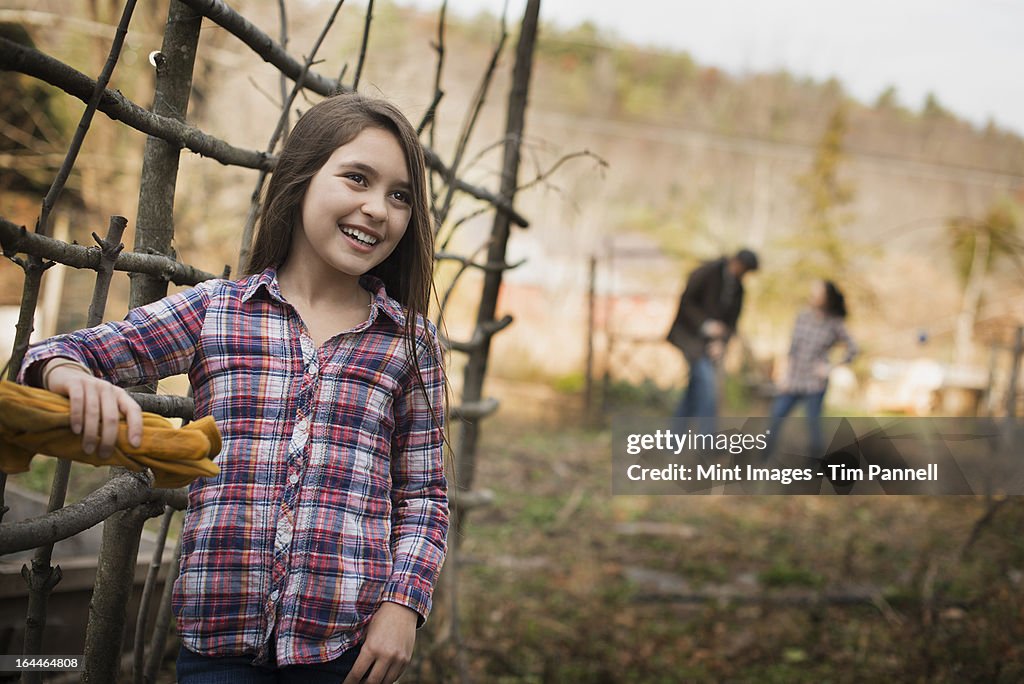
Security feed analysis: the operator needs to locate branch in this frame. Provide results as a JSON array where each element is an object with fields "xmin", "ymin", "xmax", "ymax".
[
  {"xmin": 454, "ymin": 488, "xmax": 494, "ymax": 511},
  {"xmin": 960, "ymin": 497, "xmax": 1008, "ymax": 560},
  {"xmin": 351, "ymin": 0, "xmax": 373, "ymax": 91},
  {"xmin": 433, "ymin": 11, "xmax": 508, "ymax": 229},
  {"xmin": 0, "ymin": 473, "xmax": 188, "ymax": 555},
  {"xmin": 422, "ymin": 0, "xmax": 447, "ymax": 140},
  {"xmin": 276, "ymin": 0, "xmax": 290, "ymax": 133},
  {"xmin": 238, "ymin": 0, "xmax": 347, "ymax": 272},
  {"xmin": 170, "ymin": 0, "xmax": 527, "ymax": 226},
  {"xmin": 450, "ymin": 397, "xmax": 500, "ymax": 421},
  {"xmin": 0, "ymin": 37, "xmax": 272, "ymax": 170},
  {"xmin": 131, "ymin": 506, "xmax": 172, "ymax": 684},
  {"xmin": 435, "ymin": 251, "xmax": 525, "ymax": 274},
  {"xmin": 441, "ymin": 315, "xmax": 513, "ymax": 353},
  {"xmin": 424, "ymin": 147, "xmax": 528, "ymax": 228},
  {"xmin": 434, "ymin": 241, "xmax": 526, "ymax": 325},
  {"xmin": 176, "ymin": 0, "xmax": 344, "ymax": 96},
  {"xmin": 85, "ymin": 216, "xmax": 127, "ymax": 328},
  {"xmin": 518, "ymin": 148, "xmax": 609, "ymax": 194},
  {"xmin": 0, "ymin": 29, "xmax": 528, "ymax": 225},
  {"xmin": 1, "ymin": 217, "xmax": 218, "ymax": 286},
  {"xmin": 37, "ymin": 0, "xmax": 138, "ymax": 236},
  {"xmin": 127, "ymin": 392, "xmax": 195, "ymax": 421}
]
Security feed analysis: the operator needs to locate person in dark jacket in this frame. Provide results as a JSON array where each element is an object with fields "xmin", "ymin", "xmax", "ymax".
[{"xmin": 667, "ymin": 249, "xmax": 759, "ymax": 430}]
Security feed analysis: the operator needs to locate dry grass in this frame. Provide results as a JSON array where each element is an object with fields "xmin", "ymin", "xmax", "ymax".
[{"xmin": 429, "ymin": 411, "xmax": 1024, "ymax": 683}]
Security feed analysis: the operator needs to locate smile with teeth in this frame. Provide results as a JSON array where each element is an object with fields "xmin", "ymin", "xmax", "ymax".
[{"xmin": 340, "ymin": 225, "xmax": 379, "ymax": 246}]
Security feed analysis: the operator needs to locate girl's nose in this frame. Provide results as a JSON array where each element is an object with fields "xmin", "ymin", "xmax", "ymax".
[{"xmin": 361, "ymin": 193, "xmax": 387, "ymax": 221}]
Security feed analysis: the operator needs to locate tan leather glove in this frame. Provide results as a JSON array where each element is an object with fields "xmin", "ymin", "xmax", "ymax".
[{"xmin": 0, "ymin": 380, "xmax": 220, "ymax": 489}]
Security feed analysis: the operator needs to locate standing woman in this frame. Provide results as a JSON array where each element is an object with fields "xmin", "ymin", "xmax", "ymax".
[{"xmin": 768, "ymin": 280, "xmax": 858, "ymax": 459}]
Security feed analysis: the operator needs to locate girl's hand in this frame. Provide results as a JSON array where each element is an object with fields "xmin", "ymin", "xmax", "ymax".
[
  {"xmin": 43, "ymin": 359, "xmax": 143, "ymax": 458},
  {"xmin": 343, "ymin": 602, "xmax": 418, "ymax": 684}
]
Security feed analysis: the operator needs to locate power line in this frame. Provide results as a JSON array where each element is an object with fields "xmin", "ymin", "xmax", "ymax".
[{"xmin": 530, "ymin": 108, "xmax": 1024, "ymax": 187}]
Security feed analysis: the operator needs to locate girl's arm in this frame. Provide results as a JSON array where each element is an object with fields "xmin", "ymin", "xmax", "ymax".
[
  {"xmin": 380, "ymin": 322, "xmax": 449, "ymax": 620},
  {"xmin": 18, "ymin": 281, "xmax": 215, "ymax": 457},
  {"xmin": 836, "ymin": 320, "xmax": 859, "ymax": 365},
  {"xmin": 347, "ymin": 322, "xmax": 448, "ymax": 684}
]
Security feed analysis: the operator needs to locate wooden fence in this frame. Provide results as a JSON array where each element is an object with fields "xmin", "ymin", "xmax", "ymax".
[{"xmin": 0, "ymin": 1, "xmax": 545, "ymax": 680}]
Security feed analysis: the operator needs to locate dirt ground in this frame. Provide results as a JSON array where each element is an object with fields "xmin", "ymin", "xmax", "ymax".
[
  {"xmin": 14, "ymin": 388, "xmax": 1020, "ymax": 683},
  {"xmin": 417, "ymin": 408, "xmax": 1023, "ymax": 683}
]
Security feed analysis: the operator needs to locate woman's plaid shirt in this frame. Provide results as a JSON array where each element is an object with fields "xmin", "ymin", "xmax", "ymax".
[
  {"xmin": 784, "ymin": 308, "xmax": 858, "ymax": 394},
  {"xmin": 20, "ymin": 268, "xmax": 448, "ymax": 665}
]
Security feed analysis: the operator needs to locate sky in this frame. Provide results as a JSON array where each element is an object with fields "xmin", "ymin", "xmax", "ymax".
[{"xmin": 396, "ymin": 0, "xmax": 1024, "ymax": 136}]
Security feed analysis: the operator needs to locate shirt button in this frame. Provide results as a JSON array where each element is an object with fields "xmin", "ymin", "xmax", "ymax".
[
  {"xmin": 270, "ymin": 590, "xmax": 280, "ymax": 602},
  {"xmin": 289, "ymin": 473, "xmax": 299, "ymax": 485},
  {"xmin": 296, "ymin": 418, "xmax": 309, "ymax": 434}
]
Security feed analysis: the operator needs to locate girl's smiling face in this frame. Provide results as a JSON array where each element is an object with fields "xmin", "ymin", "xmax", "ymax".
[{"xmin": 291, "ymin": 126, "xmax": 412, "ymax": 279}]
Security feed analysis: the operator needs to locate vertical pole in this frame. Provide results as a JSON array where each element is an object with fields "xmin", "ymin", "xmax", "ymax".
[
  {"xmin": 583, "ymin": 254, "xmax": 596, "ymax": 425},
  {"xmin": 142, "ymin": 535, "xmax": 182, "ymax": 684},
  {"xmin": 601, "ymin": 243, "xmax": 615, "ymax": 415},
  {"xmin": 1006, "ymin": 326, "xmax": 1023, "ymax": 419},
  {"xmin": 21, "ymin": 217, "xmax": 126, "ymax": 684},
  {"xmin": 985, "ymin": 344, "xmax": 998, "ymax": 417},
  {"xmin": 454, "ymin": 0, "xmax": 541, "ymax": 508},
  {"xmin": 129, "ymin": 1, "xmax": 201, "ymax": 309},
  {"xmin": 83, "ymin": 3, "xmax": 201, "ymax": 681}
]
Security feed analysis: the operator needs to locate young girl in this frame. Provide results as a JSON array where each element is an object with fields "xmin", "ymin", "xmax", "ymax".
[
  {"xmin": 767, "ymin": 279, "xmax": 858, "ymax": 459},
  {"xmin": 19, "ymin": 94, "xmax": 448, "ymax": 684}
]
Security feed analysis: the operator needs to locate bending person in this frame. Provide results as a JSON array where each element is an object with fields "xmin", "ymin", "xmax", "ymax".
[{"xmin": 667, "ymin": 248, "xmax": 759, "ymax": 432}]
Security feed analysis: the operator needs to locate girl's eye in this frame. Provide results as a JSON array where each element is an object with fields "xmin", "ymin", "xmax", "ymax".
[
  {"xmin": 344, "ymin": 173, "xmax": 366, "ymax": 185},
  {"xmin": 390, "ymin": 190, "xmax": 411, "ymax": 204}
]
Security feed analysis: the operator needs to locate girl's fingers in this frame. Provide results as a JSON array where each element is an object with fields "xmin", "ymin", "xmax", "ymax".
[
  {"xmin": 98, "ymin": 387, "xmax": 121, "ymax": 459},
  {"xmin": 52, "ymin": 371, "xmax": 138, "ymax": 456},
  {"xmin": 381, "ymin": 660, "xmax": 405, "ymax": 684},
  {"xmin": 80, "ymin": 381, "xmax": 100, "ymax": 455},
  {"xmin": 342, "ymin": 653, "xmax": 372, "ymax": 684},
  {"xmin": 363, "ymin": 660, "xmax": 387, "ymax": 684},
  {"xmin": 66, "ymin": 381, "xmax": 84, "ymax": 436},
  {"xmin": 117, "ymin": 390, "xmax": 143, "ymax": 449}
]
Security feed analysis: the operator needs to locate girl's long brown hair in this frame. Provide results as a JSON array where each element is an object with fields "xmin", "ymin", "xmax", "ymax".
[{"xmin": 246, "ymin": 94, "xmax": 443, "ymax": 428}]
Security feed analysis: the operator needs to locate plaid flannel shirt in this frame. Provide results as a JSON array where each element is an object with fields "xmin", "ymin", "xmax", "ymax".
[
  {"xmin": 19, "ymin": 268, "xmax": 448, "ymax": 665},
  {"xmin": 783, "ymin": 308, "xmax": 858, "ymax": 394}
]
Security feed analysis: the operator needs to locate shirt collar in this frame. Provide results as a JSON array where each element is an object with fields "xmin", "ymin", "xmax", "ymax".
[
  {"xmin": 360, "ymin": 274, "xmax": 407, "ymax": 327},
  {"xmin": 241, "ymin": 267, "xmax": 282, "ymax": 303},
  {"xmin": 241, "ymin": 267, "xmax": 407, "ymax": 327}
]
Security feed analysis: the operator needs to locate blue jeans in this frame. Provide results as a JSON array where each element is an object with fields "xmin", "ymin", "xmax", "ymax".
[
  {"xmin": 176, "ymin": 643, "xmax": 361, "ymax": 684},
  {"xmin": 766, "ymin": 390, "xmax": 827, "ymax": 459},
  {"xmin": 676, "ymin": 355, "xmax": 718, "ymax": 434}
]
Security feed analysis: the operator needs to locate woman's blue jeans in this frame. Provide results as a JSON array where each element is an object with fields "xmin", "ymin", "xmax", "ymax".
[{"xmin": 767, "ymin": 390, "xmax": 827, "ymax": 459}]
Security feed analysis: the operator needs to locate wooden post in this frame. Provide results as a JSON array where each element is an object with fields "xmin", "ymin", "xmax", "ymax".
[
  {"xmin": 84, "ymin": 3, "xmax": 201, "ymax": 681},
  {"xmin": 1007, "ymin": 326, "xmax": 1023, "ymax": 419},
  {"xmin": 985, "ymin": 343, "xmax": 998, "ymax": 417},
  {"xmin": 21, "ymin": 217, "xmax": 126, "ymax": 684},
  {"xmin": 601, "ymin": 242, "xmax": 615, "ymax": 415},
  {"xmin": 584, "ymin": 254, "xmax": 597, "ymax": 424},
  {"xmin": 454, "ymin": 0, "xmax": 541, "ymax": 510}
]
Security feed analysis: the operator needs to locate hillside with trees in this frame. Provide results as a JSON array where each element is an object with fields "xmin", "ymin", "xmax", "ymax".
[{"xmin": 3, "ymin": 0, "xmax": 1022, "ymax": 371}]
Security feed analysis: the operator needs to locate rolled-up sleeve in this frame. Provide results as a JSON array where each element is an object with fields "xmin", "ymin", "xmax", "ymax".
[{"xmin": 379, "ymin": 320, "xmax": 449, "ymax": 624}]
